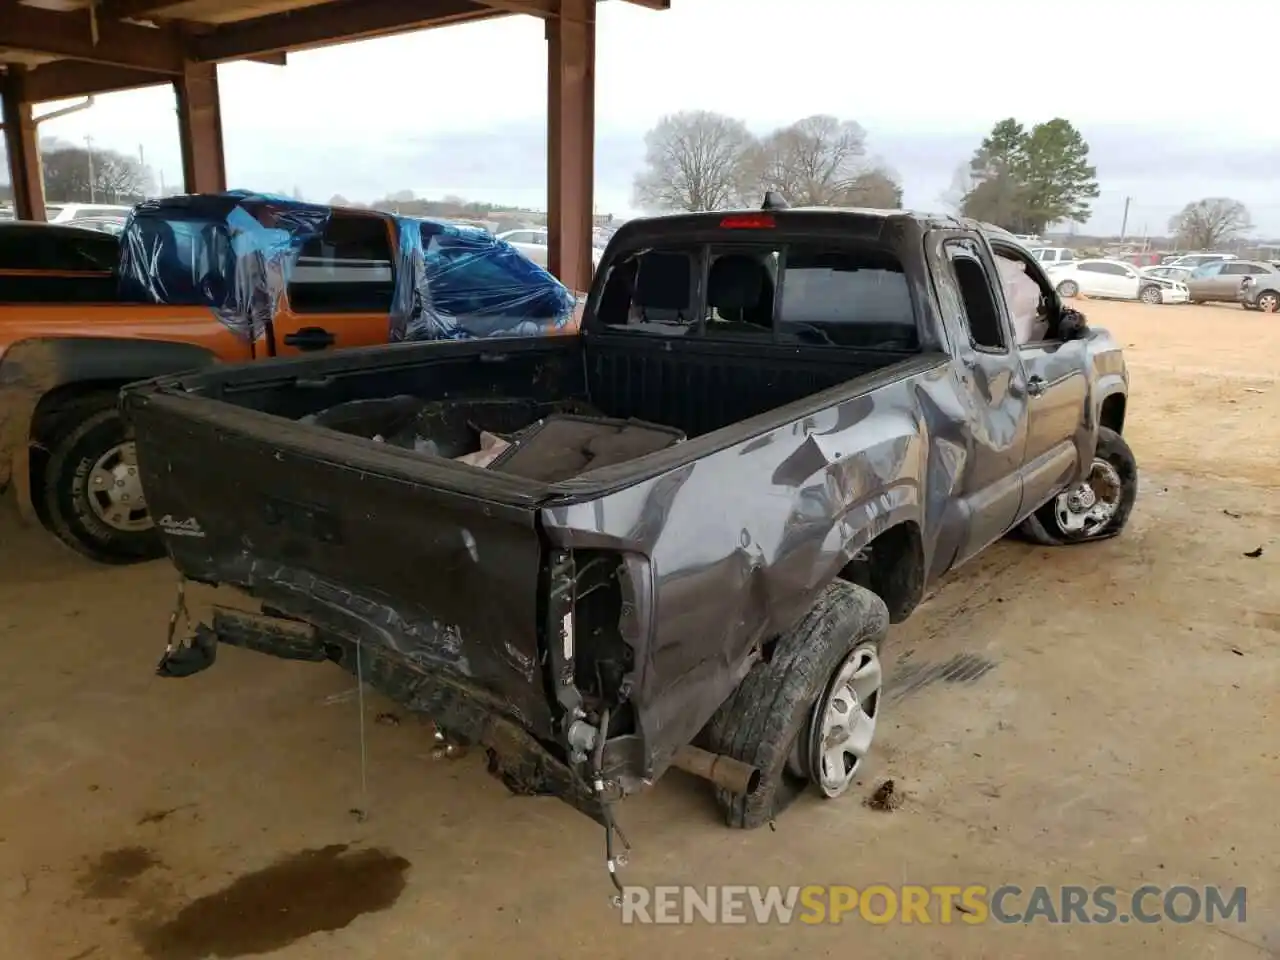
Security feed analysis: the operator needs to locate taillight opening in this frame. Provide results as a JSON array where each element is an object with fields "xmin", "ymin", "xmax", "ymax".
[{"xmin": 719, "ymin": 213, "xmax": 776, "ymax": 229}]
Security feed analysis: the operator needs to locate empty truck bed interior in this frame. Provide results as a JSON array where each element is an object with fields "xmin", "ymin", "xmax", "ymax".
[{"xmin": 184, "ymin": 334, "xmax": 926, "ymax": 476}]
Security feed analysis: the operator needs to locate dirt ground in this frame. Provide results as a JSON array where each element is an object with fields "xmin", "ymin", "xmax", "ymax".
[{"xmin": 1, "ymin": 300, "xmax": 1277, "ymax": 959}]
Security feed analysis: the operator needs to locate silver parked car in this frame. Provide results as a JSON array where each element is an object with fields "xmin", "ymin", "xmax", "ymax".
[
  {"xmin": 1185, "ymin": 259, "xmax": 1279, "ymax": 305},
  {"xmin": 496, "ymin": 228, "xmax": 601, "ymax": 272},
  {"xmin": 1239, "ymin": 270, "xmax": 1280, "ymax": 313}
]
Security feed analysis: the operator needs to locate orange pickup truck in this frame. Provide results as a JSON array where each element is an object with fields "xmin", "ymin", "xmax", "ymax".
[{"xmin": 0, "ymin": 193, "xmax": 577, "ymax": 564}]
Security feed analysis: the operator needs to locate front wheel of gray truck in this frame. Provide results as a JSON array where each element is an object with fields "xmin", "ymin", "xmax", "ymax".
[
  {"xmin": 1019, "ymin": 427, "xmax": 1138, "ymax": 546},
  {"xmin": 702, "ymin": 581, "xmax": 890, "ymax": 830}
]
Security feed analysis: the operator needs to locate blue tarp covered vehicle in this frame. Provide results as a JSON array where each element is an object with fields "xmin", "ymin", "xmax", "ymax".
[{"xmin": 118, "ymin": 190, "xmax": 579, "ymax": 346}]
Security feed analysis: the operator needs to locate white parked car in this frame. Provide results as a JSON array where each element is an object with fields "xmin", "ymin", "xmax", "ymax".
[
  {"xmin": 496, "ymin": 228, "xmax": 601, "ymax": 271},
  {"xmin": 1029, "ymin": 246, "xmax": 1076, "ymax": 267},
  {"xmin": 45, "ymin": 202, "xmax": 134, "ymax": 224},
  {"xmin": 1141, "ymin": 264, "xmax": 1193, "ymax": 283},
  {"xmin": 1049, "ymin": 258, "xmax": 1189, "ymax": 304}
]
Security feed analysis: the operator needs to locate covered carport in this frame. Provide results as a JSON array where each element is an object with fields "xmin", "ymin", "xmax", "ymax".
[{"xmin": 0, "ymin": 0, "xmax": 666, "ymax": 291}]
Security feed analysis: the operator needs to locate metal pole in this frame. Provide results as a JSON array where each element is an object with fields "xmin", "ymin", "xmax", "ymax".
[
  {"xmin": 85, "ymin": 134, "xmax": 96, "ymax": 202},
  {"xmin": 1119, "ymin": 196, "xmax": 1132, "ymax": 242}
]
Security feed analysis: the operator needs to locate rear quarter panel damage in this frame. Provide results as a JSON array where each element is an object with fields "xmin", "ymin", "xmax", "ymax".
[{"xmin": 540, "ymin": 355, "xmax": 983, "ymax": 776}]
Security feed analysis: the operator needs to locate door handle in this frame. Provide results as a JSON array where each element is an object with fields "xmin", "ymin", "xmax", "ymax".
[
  {"xmin": 283, "ymin": 327, "xmax": 337, "ymax": 351},
  {"xmin": 1026, "ymin": 376, "xmax": 1046, "ymax": 397}
]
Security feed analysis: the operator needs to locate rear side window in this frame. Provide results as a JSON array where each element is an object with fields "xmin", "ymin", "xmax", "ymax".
[
  {"xmin": 288, "ymin": 214, "xmax": 394, "ymax": 313},
  {"xmin": 0, "ymin": 227, "xmax": 118, "ymax": 272},
  {"xmin": 943, "ymin": 239, "xmax": 1006, "ymax": 351}
]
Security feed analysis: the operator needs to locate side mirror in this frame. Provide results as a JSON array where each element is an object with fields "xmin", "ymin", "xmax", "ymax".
[{"xmin": 1059, "ymin": 307, "xmax": 1089, "ymax": 341}]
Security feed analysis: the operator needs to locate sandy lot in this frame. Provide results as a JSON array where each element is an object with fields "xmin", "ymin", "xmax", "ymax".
[{"xmin": 1, "ymin": 300, "xmax": 1277, "ymax": 959}]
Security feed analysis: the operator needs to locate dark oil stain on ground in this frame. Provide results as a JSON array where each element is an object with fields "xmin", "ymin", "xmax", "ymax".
[
  {"xmin": 134, "ymin": 844, "xmax": 411, "ymax": 960},
  {"xmin": 77, "ymin": 847, "xmax": 161, "ymax": 899}
]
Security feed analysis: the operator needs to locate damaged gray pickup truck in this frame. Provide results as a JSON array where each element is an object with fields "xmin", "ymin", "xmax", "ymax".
[{"xmin": 123, "ymin": 204, "xmax": 1136, "ymax": 852}]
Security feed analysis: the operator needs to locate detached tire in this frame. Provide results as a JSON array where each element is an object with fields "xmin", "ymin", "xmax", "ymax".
[
  {"xmin": 702, "ymin": 581, "xmax": 889, "ymax": 830},
  {"xmin": 1056, "ymin": 280, "xmax": 1079, "ymax": 299},
  {"xmin": 43, "ymin": 398, "xmax": 164, "ymax": 564},
  {"xmin": 1020, "ymin": 426, "xmax": 1138, "ymax": 546}
]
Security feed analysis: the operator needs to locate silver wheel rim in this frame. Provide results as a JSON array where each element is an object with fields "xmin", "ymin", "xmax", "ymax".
[
  {"xmin": 1054, "ymin": 457, "xmax": 1123, "ymax": 537},
  {"xmin": 804, "ymin": 645, "xmax": 882, "ymax": 797},
  {"xmin": 87, "ymin": 441, "xmax": 152, "ymax": 532},
  {"xmin": 1059, "ymin": 282, "xmax": 1077, "ymax": 298},
  {"xmin": 1141, "ymin": 287, "xmax": 1160, "ymax": 304},
  {"xmin": 1260, "ymin": 293, "xmax": 1279, "ymax": 313}
]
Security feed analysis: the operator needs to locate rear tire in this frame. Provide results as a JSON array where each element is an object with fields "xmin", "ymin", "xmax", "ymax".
[
  {"xmin": 1256, "ymin": 290, "xmax": 1280, "ymax": 314},
  {"xmin": 1056, "ymin": 280, "xmax": 1079, "ymax": 298},
  {"xmin": 702, "ymin": 581, "xmax": 889, "ymax": 830},
  {"xmin": 1019, "ymin": 427, "xmax": 1138, "ymax": 546},
  {"xmin": 43, "ymin": 398, "xmax": 164, "ymax": 564}
]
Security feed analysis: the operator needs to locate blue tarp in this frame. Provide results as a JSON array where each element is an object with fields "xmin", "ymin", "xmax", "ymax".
[
  {"xmin": 391, "ymin": 218, "xmax": 577, "ymax": 342},
  {"xmin": 117, "ymin": 191, "xmax": 578, "ymax": 344}
]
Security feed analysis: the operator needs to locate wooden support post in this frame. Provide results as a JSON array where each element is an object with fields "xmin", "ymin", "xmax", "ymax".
[
  {"xmin": 545, "ymin": 0, "xmax": 595, "ymax": 292},
  {"xmin": 1, "ymin": 68, "xmax": 46, "ymax": 221},
  {"xmin": 174, "ymin": 61, "xmax": 226, "ymax": 194}
]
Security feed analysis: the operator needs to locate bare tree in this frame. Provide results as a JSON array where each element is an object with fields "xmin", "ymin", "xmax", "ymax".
[
  {"xmin": 41, "ymin": 145, "xmax": 151, "ymax": 202},
  {"xmin": 838, "ymin": 165, "xmax": 903, "ymax": 209},
  {"xmin": 939, "ymin": 162, "xmax": 975, "ymax": 212},
  {"xmin": 94, "ymin": 150, "xmax": 152, "ymax": 200},
  {"xmin": 1168, "ymin": 198, "xmax": 1253, "ymax": 250},
  {"xmin": 747, "ymin": 115, "xmax": 866, "ymax": 206},
  {"xmin": 632, "ymin": 110, "xmax": 757, "ymax": 212}
]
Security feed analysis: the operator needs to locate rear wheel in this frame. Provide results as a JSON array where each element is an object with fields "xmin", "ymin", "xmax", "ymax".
[
  {"xmin": 43, "ymin": 398, "xmax": 164, "ymax": 564},
  {"xmin": 1020, "ymin": 427, "xmax": 1138, "ymax": 546},
  {"xmin": 1257, "ymin": 290, "xmax": 1280, "ymax": 313},
  {"xmin": 1056, "ymin": 280, "xmax": 1079, "ymax": 298},
  {"xmin": 1139, "ymin": 284, "xmax": 1163, "ymax": 305},
  {"xmin": 702, "ymin": 581, "xmax": 889, "ymax": 829}
]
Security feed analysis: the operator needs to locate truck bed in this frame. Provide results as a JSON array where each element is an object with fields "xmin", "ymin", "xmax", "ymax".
[{"xmin": 124, "ymin": 332, "xmax": 941, "ymax": 773}]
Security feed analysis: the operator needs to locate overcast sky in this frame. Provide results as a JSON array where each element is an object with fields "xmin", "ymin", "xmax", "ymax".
[{"xmin": 16, "ymin": 0, "xmax": 1280, "ymax": 235}]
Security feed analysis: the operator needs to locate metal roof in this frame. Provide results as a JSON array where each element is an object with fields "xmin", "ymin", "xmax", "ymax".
[{"xmin": 1, "ymin": 0, "xmax": 668, "ymax": 101}]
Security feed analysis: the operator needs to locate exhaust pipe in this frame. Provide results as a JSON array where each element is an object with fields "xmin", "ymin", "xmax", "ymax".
[{"xmin": 671, "ymin": 745, "xmax": 761, "ymax": 795}]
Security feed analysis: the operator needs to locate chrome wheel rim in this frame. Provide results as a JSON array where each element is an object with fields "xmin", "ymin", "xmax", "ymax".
[
  {"xmin": 1054, "ymin": 457, "xmax": 1122, "ymax": 537},
  {"xmin": 87, "ymin": 441, "xmax": 152, "ymax": 532},
  {"xmin": 1141, "ymin": 287, "xmax": 1161, "ymax": 304},
  {"xmin": 1058, "ymin": 282, "xmax": 1078, "ymax": 298},
  {"xmin": 804, "ymin": 645, "xmax": 883, "ymax": 797},
  {"xmin": 1259, "ymin": 293, "xmax": 1279, "ymax": 313}
]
